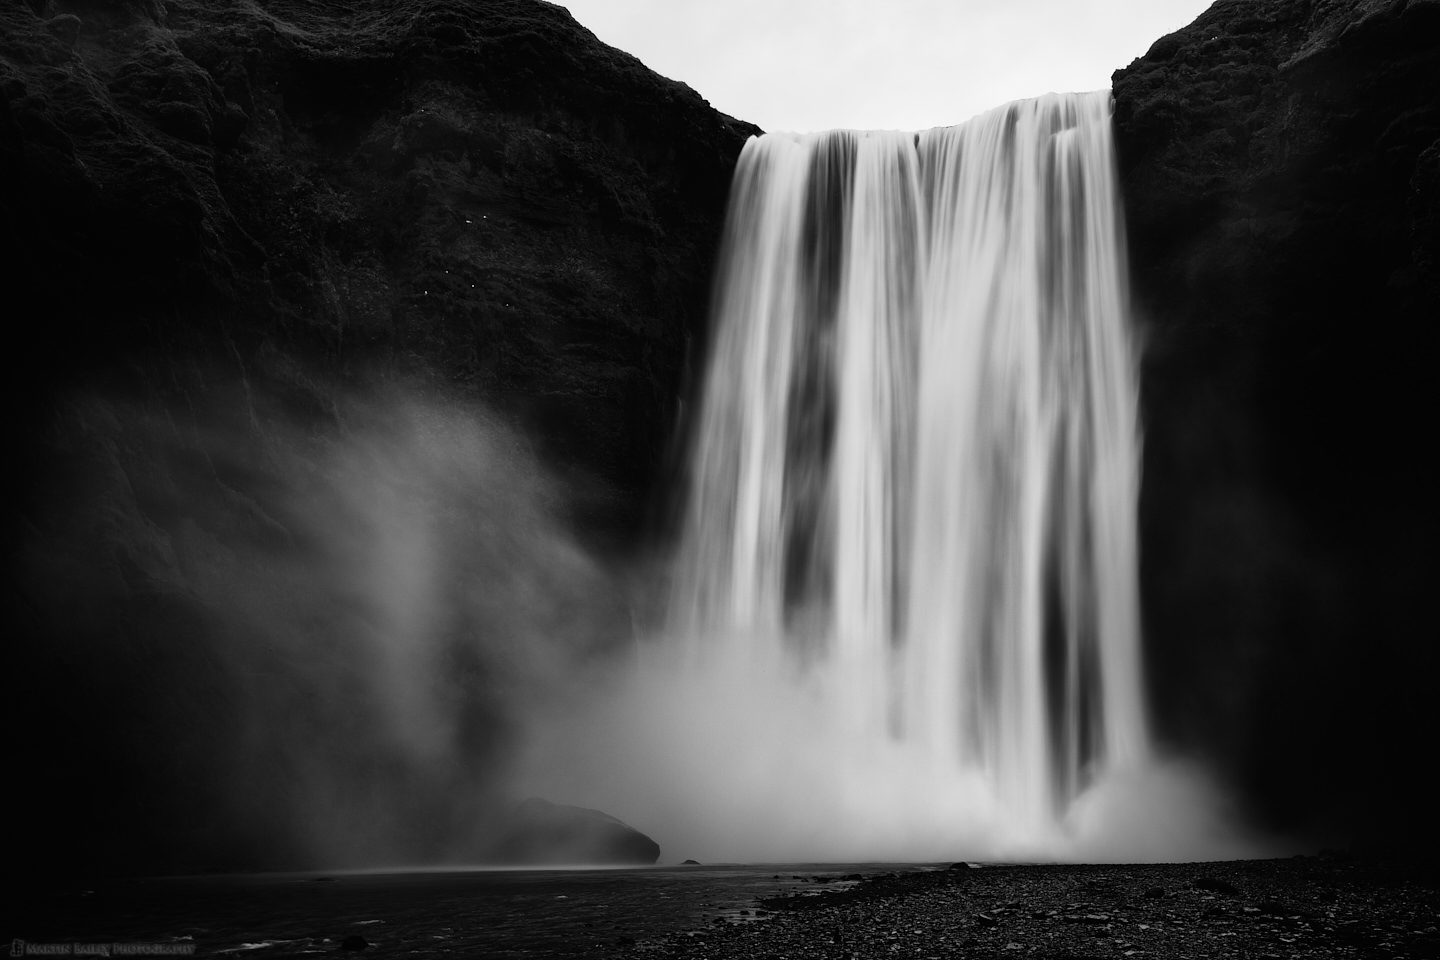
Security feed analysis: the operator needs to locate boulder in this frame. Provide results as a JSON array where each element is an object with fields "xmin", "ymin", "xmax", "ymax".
[{"xmin": 492, "ymin": 798, "xmax": 660, "ymax": 865}]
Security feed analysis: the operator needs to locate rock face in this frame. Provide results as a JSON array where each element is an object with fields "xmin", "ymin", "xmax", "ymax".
[
  {"xmin": 2, "ymin": 0, "xmax": 756, "ymax": 523},
  {"xmin": 2, "ymin": 0, "xmax": 751, "ymax": 880},
  {"xmin": 492, "ymin": 798, "xmax": 661, "ymax": 864},
  {"xmin": 1113, "ymin": 0, "xmax": 1439, "ymax": 850}
]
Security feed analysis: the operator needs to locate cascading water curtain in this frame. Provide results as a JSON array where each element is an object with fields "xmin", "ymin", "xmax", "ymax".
[{"xmin": 670, "ymin": 90, "xmax": 1148, "ymax": 839}]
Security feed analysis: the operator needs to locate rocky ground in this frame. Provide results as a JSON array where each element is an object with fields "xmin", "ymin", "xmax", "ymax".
[{"xmin": 619, "ymin": 856, "xmax": 1440, "ymax": 959}]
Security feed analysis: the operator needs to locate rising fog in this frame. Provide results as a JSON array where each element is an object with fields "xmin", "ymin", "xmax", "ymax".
[
  {"xmin": 13, "ymin": 364, "xmax": 1276, "ymax": 875},
  {"xmin": 14, "ymin": 372, "xmax": 632, "ymax": 873}
]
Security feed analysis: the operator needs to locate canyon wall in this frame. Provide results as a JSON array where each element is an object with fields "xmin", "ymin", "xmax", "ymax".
[
  {"xmin": 2, "ymin": 0, "xmax": 754, "ymax": 876},
  {"xmin": 3, "ymin": 0, "xmax": 755, "ymax": 525},
  {"xmin": 1113, "ymin": 0, "xmax": 1439, "ymax": 850}
]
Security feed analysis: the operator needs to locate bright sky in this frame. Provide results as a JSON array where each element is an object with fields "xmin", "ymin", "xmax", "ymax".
[{"xmin": 558, "ymin": 0, "xmax": 1214, "ymax": 133}]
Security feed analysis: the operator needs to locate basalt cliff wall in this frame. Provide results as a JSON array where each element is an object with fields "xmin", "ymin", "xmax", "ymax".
[
  {"xmin": 1113, "ymin": 0, "xmax": 1439, "ymax": 850},
  {"xmin": 3, "ymin": 0, "xmax": 755, "ymax": 524},
  {"xmin": 3, "ymin": 0, "xmax": 753, "ymax": 876}
]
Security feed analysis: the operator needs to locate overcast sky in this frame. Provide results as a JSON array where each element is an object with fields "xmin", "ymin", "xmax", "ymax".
[{"xmin": 558, "ymin": 0, "xmax": 1214, "ymax": 133}]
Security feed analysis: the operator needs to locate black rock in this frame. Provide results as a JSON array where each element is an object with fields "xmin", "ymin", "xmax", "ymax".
[
  {"xmin": 1193, "ymin": 877, "xmax": 1240, "ymax": 896},
  {"xmin": 1, "ymin": 0, "xmax": 756, "ymax": 537},
  {"xmin": 1112, "ymin": 0, "xmax": 1440, "ymax": 855},
  {"xmin": 42, "ymin": 13, "xmax": 80, "ymax": 45},
  {"xmin": 491, "ymin": 798, "xmax": 660, "ymax": 865},
  {"xmin": 338, "ymin": 935, "xmax": 368, "ymax": 951}
]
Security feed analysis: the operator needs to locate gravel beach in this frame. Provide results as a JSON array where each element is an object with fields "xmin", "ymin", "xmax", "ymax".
[{"xmin": 617, "ymin": 855, "xmax": 1440, "ymax": 959}]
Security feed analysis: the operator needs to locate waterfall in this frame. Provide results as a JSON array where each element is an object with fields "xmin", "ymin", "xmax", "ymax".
[{"xmin": 668, "ymin": 90, "xmax": 1148, "ymax": 842}]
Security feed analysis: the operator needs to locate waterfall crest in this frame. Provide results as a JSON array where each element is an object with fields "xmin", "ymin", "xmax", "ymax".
[{"xmin": 669, "ymin": 90, "xmax": 1148, "ymax": 839}]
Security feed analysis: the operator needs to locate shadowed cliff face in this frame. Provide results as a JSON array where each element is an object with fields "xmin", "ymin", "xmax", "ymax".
[
  {"xmin": 1113, "ymin": 0, "xmax": 1440, "ymax": 852},
  {"xmin": 2, "ymin": 0, "xmax": 751, "ymax": 877},
  {"xmin": 2, "ymin": 0, "xmax": 757, "ymax": 521}
]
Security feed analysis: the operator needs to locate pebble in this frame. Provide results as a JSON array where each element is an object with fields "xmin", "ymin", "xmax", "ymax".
[{"xmin": 612, "ymin": 858, "xmax": 1437, "ymax": 960}]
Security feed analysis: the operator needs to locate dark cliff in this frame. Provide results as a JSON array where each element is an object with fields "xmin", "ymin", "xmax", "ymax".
[
  {"xmin": 2, "ymin": 0, "xmax": 753, "ymax": 877},
  {"xmin": 2, "ymin": 0, "xmax": 755, "ymax": 517},
  {"xmin": 1114, "ymin": 0, "xmax": 1440, "ymax": 850}
]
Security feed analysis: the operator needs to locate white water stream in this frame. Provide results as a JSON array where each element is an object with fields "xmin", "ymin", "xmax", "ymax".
[{"xmin": 668, "ymin": 91, "xmax": 1147, "ymax": 844}]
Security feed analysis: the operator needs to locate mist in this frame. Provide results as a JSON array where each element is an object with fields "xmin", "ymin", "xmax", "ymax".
[
  {"xmin": 12, "ymin": 372, "xmax": 635, "ymax": 875},
  {"xmin": 515, "ymin": 632, "xmax": 1284, "ymax": 865},
  {"xmin": 12, "ymin": 364, "xmax": 1277, "ymax": 875}
]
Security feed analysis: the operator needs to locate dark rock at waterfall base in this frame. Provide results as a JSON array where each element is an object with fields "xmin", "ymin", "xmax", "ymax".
[
  {"xmin": 1112, "ymin": 0, "xmax": 1440, "ymax": 853},
  {"xmin": 681, "ymin": 859, "xmax": 702, "ymax": 865},
  {"xmin": 491, "ymin": 798, "xmax": 661, "ymax": 865},
  {"xmin": 337, "ymin": 935, "xmax": 369, "ymax": 951}
]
